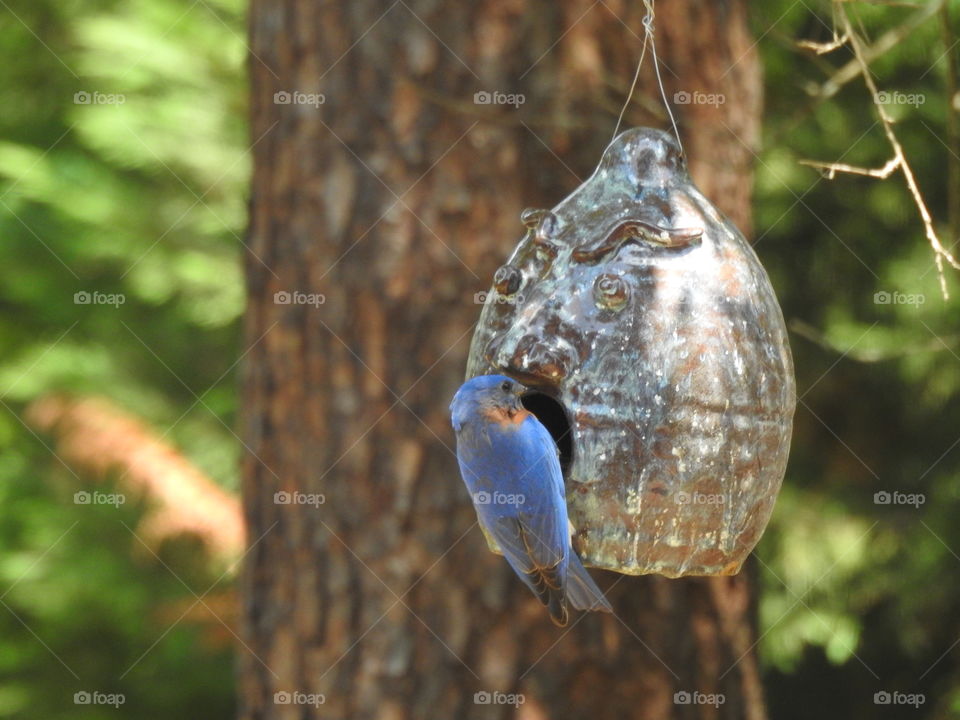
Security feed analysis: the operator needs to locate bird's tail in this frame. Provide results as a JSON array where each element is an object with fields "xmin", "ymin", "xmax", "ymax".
[
  {"xmin": 547, "ymin": 589, "xmax": 569, "ymax": 627},
  {"xmin": 565, "ymin": 555, "xmax": 612, "ymax": 613}
]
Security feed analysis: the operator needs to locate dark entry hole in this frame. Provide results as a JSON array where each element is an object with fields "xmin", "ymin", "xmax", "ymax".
[{"xmin": 521, "ymin": 392, "xmax": 573, "ymax": 476}]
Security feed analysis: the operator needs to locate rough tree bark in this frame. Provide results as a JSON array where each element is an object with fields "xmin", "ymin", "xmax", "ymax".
[{"xmin": 240, "ymin": 2, "xmax": 766, "ymax": 719}]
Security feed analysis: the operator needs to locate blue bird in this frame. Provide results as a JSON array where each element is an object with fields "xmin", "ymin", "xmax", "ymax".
[{"xmin": 450, "ymin": 374, "xmax": 612, "ymax": 626}]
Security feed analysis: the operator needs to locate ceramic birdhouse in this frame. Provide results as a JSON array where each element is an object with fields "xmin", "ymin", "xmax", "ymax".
[{"xmin": 466, "ymin": 127, "xmax": 795, "ymax": 578}]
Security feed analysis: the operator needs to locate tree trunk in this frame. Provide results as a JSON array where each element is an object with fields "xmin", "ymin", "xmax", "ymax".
[{"xmin": 240, "ymin": 2, "xmax": 766, "ymax": 719}]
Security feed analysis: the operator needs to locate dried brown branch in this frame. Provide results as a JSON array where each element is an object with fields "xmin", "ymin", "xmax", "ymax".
[
  {"xmin": 775, "ymin": 0, "xmax": 942, "ymax": 143},
  {"xmin": 801, "ymin": 3, "xmax": 960, "ymax": 299},
  {"xmin": 842, "ymin": 5, "xmax": 960, "ymax": 297},
  {"xmin": 797, "ymin": 33, "xmax": 850, "ymax": 55},
  {"xmin": 815, "ymin": 1, "xmax": 940, "ymax": 101},
  {"xmin": 25, "ymin": 394, "xmax": 245, "ymax": 560},
  {"xmin": 799, "ymin": 157, "xmax": 900, "ymax": 179}
]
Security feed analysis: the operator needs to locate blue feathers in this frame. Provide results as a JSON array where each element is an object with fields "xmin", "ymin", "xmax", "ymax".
[{"xmin": 450, "ymin": 375, "xmax": 612, "ymax": 626}]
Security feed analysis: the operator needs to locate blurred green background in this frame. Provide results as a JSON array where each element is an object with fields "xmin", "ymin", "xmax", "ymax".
[
  {"xmin": 0, "ymin": 0, "xmax": 244, "ymax": 717},
  {"xmin": 0, "ymin": 0, "xmax": 957, "ymax": 718}
]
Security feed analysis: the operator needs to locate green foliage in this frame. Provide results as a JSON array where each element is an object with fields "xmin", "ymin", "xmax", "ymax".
[
  {"xmin": 1, "ymin": 0, "xmax": 959, "ymax": 717},
  {"xmin": 0, "ymin": 0, "xmax": 246, "ymax": 717},
  {"xmin": 753, "ymin": 1, "xmax": 960, "ymax": 716}
]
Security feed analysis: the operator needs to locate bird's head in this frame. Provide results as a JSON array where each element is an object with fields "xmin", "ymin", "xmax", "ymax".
[{"xmin": 450, "ymin": 374, "xmax": 528, "ymax": 431}]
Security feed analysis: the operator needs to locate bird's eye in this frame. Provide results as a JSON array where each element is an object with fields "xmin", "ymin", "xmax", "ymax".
[{"xmin": 501, "ymin": 380, "xmax": 512, "ymax": 393}]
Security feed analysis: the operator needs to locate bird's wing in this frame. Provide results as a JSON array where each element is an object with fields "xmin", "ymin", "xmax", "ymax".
[
  {"xmin": 488, "ymin": 515, "xmax": 568, "ymax": 626},
  {"xmin": 456, "ymin": 409, "xmax": 572, "ymax": 625},
  {"xmin": 511, "ymin": 417, "xmax": 567, "ymax": 569}
]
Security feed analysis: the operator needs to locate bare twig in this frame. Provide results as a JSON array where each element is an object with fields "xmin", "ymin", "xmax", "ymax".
[
  {"xmin": 797, "ymin": 33, "xmax": 849, "ymax": 55},
  {"xmin": 775, "ymin": 0, "xmax": 942, "ymax": 143},
  {"xmin": 815, "ymin": 0, "xmax": 940, "ymax": 101},
  {"xmin": 798, "ymin": 157, "xmax": 900, "ymax": 179},
  {"xmin": 803, "ymin": 4, "xmax": 960, "ymax": 299}
]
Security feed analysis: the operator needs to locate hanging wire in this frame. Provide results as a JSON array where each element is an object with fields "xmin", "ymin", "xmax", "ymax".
[
  {"xmin": 610, "ymin": 0, "xmax": 685, "ymax": 156},
  {"xmin": 611, "ymin": 23, "xmax": 648, "ymax": 139}
]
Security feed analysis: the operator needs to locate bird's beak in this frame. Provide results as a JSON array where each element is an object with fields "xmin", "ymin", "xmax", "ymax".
[{"xmin": 516, "ymin": 383, "xmax": 532, "ymax": 398}]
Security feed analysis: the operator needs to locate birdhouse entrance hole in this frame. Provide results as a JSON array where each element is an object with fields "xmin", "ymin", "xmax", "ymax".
[{"xmin": 521, "ymin": 392, "xmax": 573, "ymax": 477}]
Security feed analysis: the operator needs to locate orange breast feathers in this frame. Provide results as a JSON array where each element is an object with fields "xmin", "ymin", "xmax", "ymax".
[{"xmin": 480, "ymin": 405, "xmax": 532, "ymax": 428}]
